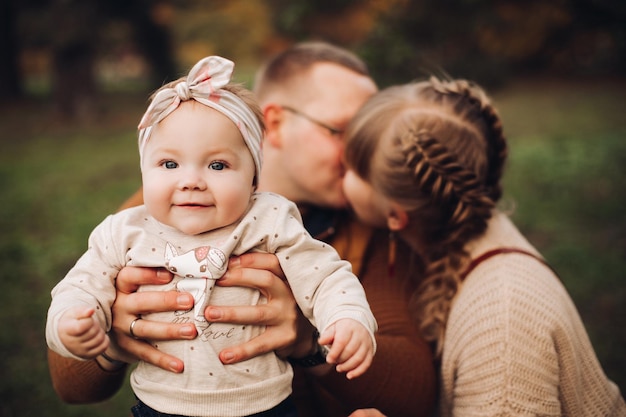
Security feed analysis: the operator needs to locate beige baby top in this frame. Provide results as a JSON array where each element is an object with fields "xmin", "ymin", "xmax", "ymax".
[{"xmin": 47, "ymin": 192, "xmax": 376, "ymax": 417}]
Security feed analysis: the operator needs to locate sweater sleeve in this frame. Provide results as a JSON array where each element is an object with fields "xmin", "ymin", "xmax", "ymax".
[
  {"xmin": 45, "ymin": 215, "xmax": 123, "ymax": 359},
  {"xmin": 47, "ymin": 194, "xmax": 144, "ymax": 403},
  {"xmin": 262, "ymin": 196, "xmax": 377, "ymax": 341},
  {"xmin": 440, "ymin": 253, "xmax": 626, "ymax": 416},
  {"xmin": 47, "ymin": 348, "xmax": 127, "ymax": 404}
]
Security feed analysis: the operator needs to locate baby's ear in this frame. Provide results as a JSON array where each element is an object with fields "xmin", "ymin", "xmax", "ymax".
[{"xmin": 387, "ymin": 204, "xmax": 408, "ymax": 231}]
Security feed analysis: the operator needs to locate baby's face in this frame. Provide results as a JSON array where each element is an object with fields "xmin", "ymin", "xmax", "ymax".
[
  {"xmin": 141, "ymin": 101, "xmax": 255, "ymax": 235},
  {"xmin": 342, "ymin": 169, "xmax": 391, "ymax": 229}
]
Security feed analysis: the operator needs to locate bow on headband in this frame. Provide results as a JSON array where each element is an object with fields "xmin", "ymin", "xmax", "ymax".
[{"xmin": 137, "ymin": 56, "xmax": 263, "ymax": 180}]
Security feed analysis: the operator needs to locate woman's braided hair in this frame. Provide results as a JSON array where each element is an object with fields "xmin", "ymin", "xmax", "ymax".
[{"xmin": 344, "ymin": 77, "xmax": 507, "ymax": 355}]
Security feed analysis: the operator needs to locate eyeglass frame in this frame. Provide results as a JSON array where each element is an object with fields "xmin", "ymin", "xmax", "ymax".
[{"xmin": 280, "ymin": 105, "xmax": 345, "ymax": 137}]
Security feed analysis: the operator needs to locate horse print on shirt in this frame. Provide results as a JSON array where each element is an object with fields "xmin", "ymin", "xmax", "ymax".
[{"xmin": 164, "ymin": 242, "xmax": 227, "ymax": 322}]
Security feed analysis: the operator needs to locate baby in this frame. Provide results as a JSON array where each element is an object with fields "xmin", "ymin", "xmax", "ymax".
[{"xmin": 46, "ymin": 56, "xmax": 376, "ymax": 417}]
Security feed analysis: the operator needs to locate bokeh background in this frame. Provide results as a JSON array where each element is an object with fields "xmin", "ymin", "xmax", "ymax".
[{"xmin": 1, "ymin": 1, "xmax": 624, "ymax": 416}]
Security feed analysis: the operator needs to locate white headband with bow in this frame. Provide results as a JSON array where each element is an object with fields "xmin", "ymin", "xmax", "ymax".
[{"xmin": 137, "ymin": 56, "xmax": 263, "ymax": 180}]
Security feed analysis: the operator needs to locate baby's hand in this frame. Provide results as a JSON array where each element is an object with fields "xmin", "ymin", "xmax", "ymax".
[
  {"xmin": 58, "ymin": 306, "xmax": 109, "ymax": 359},
  {"xmin": 318, "ymin": 318, "xmax": 374, "ymax": 379}
]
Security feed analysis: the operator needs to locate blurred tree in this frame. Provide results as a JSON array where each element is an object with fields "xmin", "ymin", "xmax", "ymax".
[
  {"xmin": 8, "ymin": 0, "xmax": 626, "ymax": 109},
  {"xmin": 103, "ymin": 0, "xmax": 177, "ymax": 86},
  {"xmin": 49, "ymin": 0, "xmax": 100, "ymax": 121},
  {"xmin": 356, "ymin": 1, "xmax": 519, "ymax": 86},
  {"xmin": 166, "ymin": 0, "xmax": 273, "ymax": 76},
  {"xmin": 9, "ymin": 0, "xmax": 177, "ymax": 119},
  {"xmin": 540, "ymin": 0, "xmax": 626, "ymax": 75},
  {"xmin": 0, "ymin": 0, "xmax": 22, "ymax": 99},
  {"xmin": 48, "ymin": 0, "xmax": 178, "ymax": 120},
  {"xmin": 263, "ymin": 0, "xmax": 626, "ymax": 87},
  {"xmin": 265, "ymin": 0, "xmax": 389, "ymax": 45}
]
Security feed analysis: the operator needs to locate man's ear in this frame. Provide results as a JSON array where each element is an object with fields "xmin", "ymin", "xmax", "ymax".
[
  {"xmin": 262, "ymin": 104, "xmax": 284, "ymax": 148},
  {"xmin": 387, "ymin": 204, "xmax": 409, "ymax": 231}
]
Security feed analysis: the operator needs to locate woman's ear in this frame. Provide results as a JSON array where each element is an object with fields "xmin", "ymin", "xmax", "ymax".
[
  {"xmin": 387, "ymin": 204, "xmax": 409, "ymax": 231},
  {"xmin": 262, "ymin": 104, "xmax": 284, "ymax": 148}
]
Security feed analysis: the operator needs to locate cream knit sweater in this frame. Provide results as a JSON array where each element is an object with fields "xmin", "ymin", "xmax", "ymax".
[
  {"xmin": 47, "ymin": 192, "xmax": 376, "ymax": 417},
  {"xmin": 440, "ymin": 211, "xmax": 625, "ymax": 416}
]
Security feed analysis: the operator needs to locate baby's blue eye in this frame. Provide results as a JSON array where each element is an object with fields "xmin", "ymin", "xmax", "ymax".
[
  {"xmin": 164, "ymin": 161, "xmax": 178, "ymax": 169},
  {"xmin": 209, "ymin": 161, "xmax": 225, "ymax": 170}
]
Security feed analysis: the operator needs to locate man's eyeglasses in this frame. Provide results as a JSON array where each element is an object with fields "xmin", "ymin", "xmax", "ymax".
[{"xmin": 281, "ymin": 105, "xmax": 345, "ymax": 137}]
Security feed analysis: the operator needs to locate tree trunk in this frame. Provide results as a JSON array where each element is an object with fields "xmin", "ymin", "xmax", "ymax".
[
  {"xmin": 0, "ymin": 0, "xmax": 22, "ymax": 100},
  {"xmin": 50, "ymin": 0, "xmax": 100, "ymax": 121}
]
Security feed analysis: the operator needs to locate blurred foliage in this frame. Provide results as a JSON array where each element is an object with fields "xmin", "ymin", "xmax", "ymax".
[
  {"xmin": 5, "ymin": 0, "xmax": 626, "ymax": 102},
  {"xmin": 264, "ymin": 0, "xmax": 626, "ymax": 86},
  {"xmin": 495, "ymin": 81, "xmax": 626, "ymax": 386},
  {"xmin": 168, "ymin": 0, "xmax": 273, "ymax": 68}
]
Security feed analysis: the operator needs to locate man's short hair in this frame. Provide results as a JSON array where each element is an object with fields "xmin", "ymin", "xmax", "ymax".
[{"xmin": 254, "ymin": 41, "xmax": 370, "ymax": 99}]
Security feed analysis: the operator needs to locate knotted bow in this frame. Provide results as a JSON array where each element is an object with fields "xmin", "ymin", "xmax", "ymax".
[{"xmin": 137, "ymin": 56, "xmax": 263, "ymax": 180}]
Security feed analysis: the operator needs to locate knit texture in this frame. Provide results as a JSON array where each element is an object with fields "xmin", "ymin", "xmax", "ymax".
[{"xmin": 440, "ymin": 211, "xmax": 626, "ymax": 416}]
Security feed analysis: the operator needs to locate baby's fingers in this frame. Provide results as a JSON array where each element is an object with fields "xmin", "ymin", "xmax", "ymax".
[
  {"xmin": 333, "ymin": 337, "xmax": 366, "ymax": 372},
  {"xmin": 80, "ymin": 326, "xmax": 110, "ymax": 357},
  {"xmin": 69, "ymin": 305, "xmax": 96, "ymax": 321},
  {"xmin": 58, "ymin": 306, "xmax": 109, "ymax": 359},
  {"xmin": 338, "ymin": 348, "xmax": 373, "ymax": 379},
  {"xmin": 59, "ymin": 306, "xmax": 96, "ymax": 335}
]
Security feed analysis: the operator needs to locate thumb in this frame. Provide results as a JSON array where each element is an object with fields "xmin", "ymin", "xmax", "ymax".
[
  {"xmin": 317, "ymin": 324, "xmax": 335, "ymax": 346},
  {"xmin": 65, "ymin": 305, "xmax": 96, "ymax": 321}
]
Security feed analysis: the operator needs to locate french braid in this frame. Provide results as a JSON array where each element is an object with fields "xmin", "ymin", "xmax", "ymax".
[
  {"xmin": 344, "ymin": 76, "xmax": 508, "ymax": 355},
  {"xmin": 404, "ymin": 128, "xmax": 495, "ymax": 354},
  {"xmin": 413, "ymin": 78, "xmax": 508, "ymax": 354},
  {"xmin": 429, "ymin": 77, "xmax": 508, "ymax": 202}
]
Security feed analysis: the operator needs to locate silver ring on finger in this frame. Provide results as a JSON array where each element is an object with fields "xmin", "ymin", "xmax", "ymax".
[{"xmin": 129, "ymin": 317, "xmax": 142, "ymax": 339}]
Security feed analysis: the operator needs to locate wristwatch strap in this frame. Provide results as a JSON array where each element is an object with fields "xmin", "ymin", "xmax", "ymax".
[
  {"xmin": 289, "ymin": 344, "xmax": 328, "ymax": 367},
  {"xmin": 97, "ymin": 351, "xmax": 127, "ymax": 372},
  {"xmin": 288, "ymin": 330, "xmax": 329, "ymax": 367}
]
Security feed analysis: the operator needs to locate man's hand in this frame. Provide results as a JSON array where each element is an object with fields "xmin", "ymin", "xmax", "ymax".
[
  {"xmin": 205, "ymin": 252, "xmax": 303, "ymax": 364},
  {"xmin": 110, "ymin": 266, "xmax": 196, "ymax": 373}
]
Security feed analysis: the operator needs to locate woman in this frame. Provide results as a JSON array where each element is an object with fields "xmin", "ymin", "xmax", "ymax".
[{"xmin": 341, "ymin": 76, "xmax": 626, "ymax": 416}]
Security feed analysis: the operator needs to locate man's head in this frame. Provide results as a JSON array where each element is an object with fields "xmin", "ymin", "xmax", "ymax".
[{"xmin": 254, "ymin": 42, "xmax": 377, "ymax": 208}]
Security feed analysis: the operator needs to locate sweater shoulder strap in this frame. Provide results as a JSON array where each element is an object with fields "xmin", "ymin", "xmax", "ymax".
[{"xmin": 461, "ymin": 247, "xmax": 555, "ymax": 281}]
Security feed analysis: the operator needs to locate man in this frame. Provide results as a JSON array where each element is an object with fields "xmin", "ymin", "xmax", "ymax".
[{"xmin": 48, "ymin": 42, "xmax": 437, "ymax": 417}]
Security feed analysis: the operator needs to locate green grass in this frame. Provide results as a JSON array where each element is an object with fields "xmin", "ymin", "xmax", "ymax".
[
  {"xmin": 495, "ymin": 78, "xmax": 626, "ymax": 392},
  {"xmin": 0, "ymin": 95, "xmax": 142, "ymax": 416},
  {"xmin": 0, "ymin": 78, "xmax": 624, "ymax": 415}
]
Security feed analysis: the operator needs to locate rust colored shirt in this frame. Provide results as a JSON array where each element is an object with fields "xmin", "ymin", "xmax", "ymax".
[{"xmin": 292, "ymin": 214, "xmax": 437, "ymax": 417}]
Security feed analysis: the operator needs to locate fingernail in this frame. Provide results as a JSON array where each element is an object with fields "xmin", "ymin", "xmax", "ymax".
[
  {"xmin": 221, "ymin": 351, "xmax": 235, "ymax": 363},
  {"xmin": 228, "ymin": 256, "xmax": 240, "ymax": 267},
  {"xmin": 180, "ymin": 324, "xmax": 195, "ymax": 337},
  {"xmin": 156, "ymin": 269, "xmax": 172, "ymax": 282},
  {"xmin": 177, "ymin": 294, "xmax": 192, "ymax": 307},
  {"xmin": 206, "ymin": 308, "xmax": 222, "ymax": 320},
  {"xmin": 169, "ymin": 361, "xmax": 183, "ymax": 373}
]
